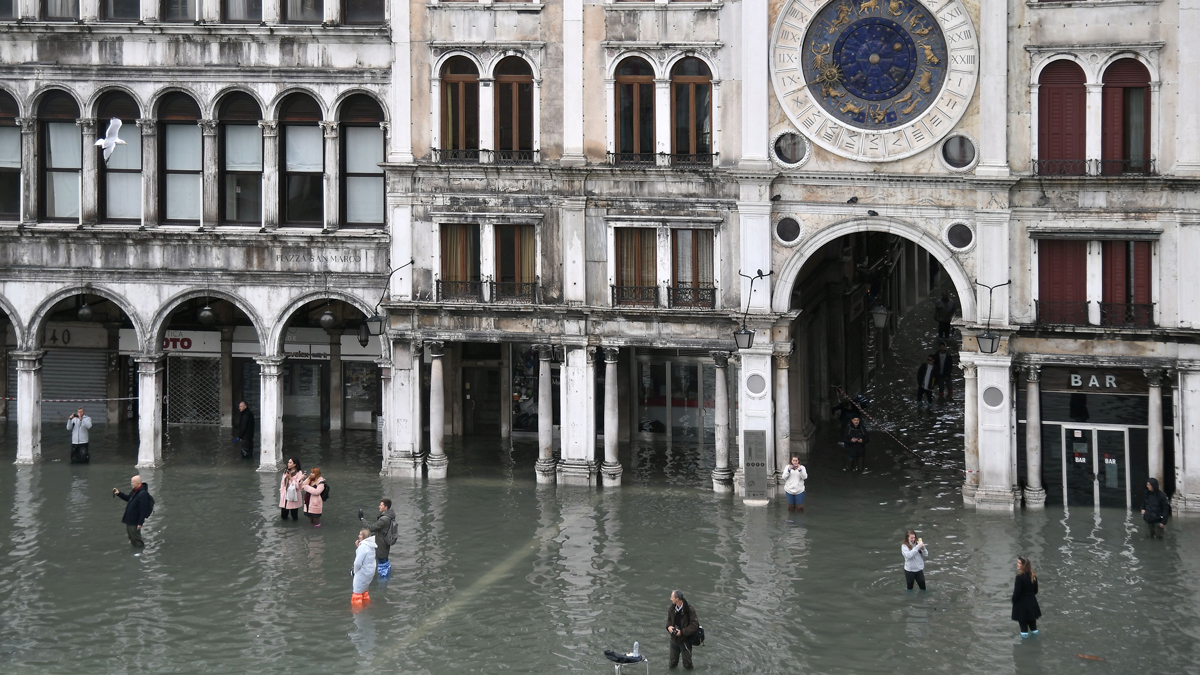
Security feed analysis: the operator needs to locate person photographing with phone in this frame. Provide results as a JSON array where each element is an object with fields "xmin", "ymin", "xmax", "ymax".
[
  {"xmin": 67, "ymin": 407, "xmax": 92, "ymax": 464},
  {"xmin": 901, "ymin": 530, "xmax": 929, "ymax": 591}
]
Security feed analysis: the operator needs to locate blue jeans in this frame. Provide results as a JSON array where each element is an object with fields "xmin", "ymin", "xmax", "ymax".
[
  {"xmin": 377, "ymin": 558, "xmax": 391, "ymax": 579},
  {"xmin": 787, "ymin": 492, "xmax": 805, "ymax": 506}
]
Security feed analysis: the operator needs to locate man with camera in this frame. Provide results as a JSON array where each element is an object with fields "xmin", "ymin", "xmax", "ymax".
[
  {"xmin": 67, "ymin": 407, "xmax": 92, "ymax": 464},
  {"xmin": 666, "ymin": 589, "xmax": 699, "ymax": 669}
]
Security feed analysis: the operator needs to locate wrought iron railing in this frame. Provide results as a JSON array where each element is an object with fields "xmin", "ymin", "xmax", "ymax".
[
  {"xmin": 437, "ymin": 279, "xmax": 485, "ymax": 303},
  {"xmin": 432, "ymin": 148, "xmax": 481, "ymax": 164},
  {"xmin": 608, "ymin": 152, "xmax": 658, "ymax": 166},
  {"xmin": 486, "ymin": 149, "xmax": 539, "ymax": 165},
  {"xmin": 668, "ymin": 153, "xmax": 718, "ymax": 168},
  {"xmin": 1033, "ymin": 158, "xmax": 1157, "ymax": 176},
  {"xmin": 612, "ymin": 285, "xmax": 659, "ymax": 307},
  {"xmin": 1098, "ymin": 158, "xmax": 1156, "ymax": 176},
  {"xmin": 1035, "ymin": 300, "xmax": 1090, "ymax": 326},
  {"xmin": 1033, "ymin": 159, "xmax": 1088, "ymax": 176},
  {"xmin": 667, "ymin": 284, "xmax": 716, "ymax": 308},
  {"xmin": 492, "ymin": 279, "xmax": 540, "ymax": 304},
  {"xmin": 1099, "ymin": 302, "xmax": 1154, "ymax": 328}
]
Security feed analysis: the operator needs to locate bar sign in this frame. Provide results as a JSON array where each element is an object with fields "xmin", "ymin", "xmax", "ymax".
[{"xmin": 744, "ymin": 431, "xmax": 768, "ymax": 500}]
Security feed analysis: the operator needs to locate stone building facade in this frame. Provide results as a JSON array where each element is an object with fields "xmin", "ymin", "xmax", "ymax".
[{"xmin": 1, "ymin": 0, "xmax": 1198, "ymax": 512}]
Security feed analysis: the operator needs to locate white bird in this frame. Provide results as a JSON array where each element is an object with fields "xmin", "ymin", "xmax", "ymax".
[{"xmin": 94, "ymin": 117, "xmax": 127, "ymax": 165}]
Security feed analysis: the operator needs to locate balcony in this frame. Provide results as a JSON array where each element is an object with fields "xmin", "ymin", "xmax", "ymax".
[
  {"xmin": 1033, "ymin": 159, "xmax": 1088, "ymax": 176},
  {"xmin": 1032, "ymin": 159, "xmax": 1157, "ymax": 177},
  {"xmin": 486, "ymin": 149, "xmax": 539, "ymax": 166},
  {"xmin": 1035, "ymin": 300, "xmax": 1090, "ymax": 326},
  {"xmin": 492, "ymin": 279, "xmax": 540, "ymax": 304},
  {"xmin": 1099, "ymin": 302, "xmax": 1154, "ymax": 328},
  {"xmin": 612, "ymin": 285, "xmax": 659, "ymax": 307},
  {"xmin": 431, "ymin": 148, "xmax": 481, "ymax": 164},
  {"xmin": 667, "ymin": 283, "xmax": 716, "ymax": 309},
  {"xmin": 668, "ymin": 153, "xmax": 718, "ymax": 168},
  {"xmin": 608, "ymin": 152, "xmax": 658, "ymax": 167},
  {"xmin": 437, "ymin": 279, "xmax": 485, "ymax": 303},
  {"xmin": 1098, "ymin": 159, "xmax": 1156, "ymax": 176},
  {"xmin": 1035, "ymin": 300, "xmax": 1156, "ymax": 328}
]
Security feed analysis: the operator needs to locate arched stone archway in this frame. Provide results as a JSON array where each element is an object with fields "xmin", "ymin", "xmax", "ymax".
[
  {"xmin": 268, "ymin": 290, "xmax": 376, "ymax": 358},
  {"xmin": 148, "ymin": 288, "xmax": 268, "ymax": 355},
  {"xmin": 26, "ymin": 285, "xmax": 147, "ymax": 351}
]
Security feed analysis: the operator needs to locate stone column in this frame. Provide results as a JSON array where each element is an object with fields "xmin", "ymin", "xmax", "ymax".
[
  {"xmin": 328, "ymin": 329, "xmax": 343, "ymax": 431},
  {"xmin": 78, "ymin": 118, "xmax": 97, "ymax": 226},
  {"xmin": 601, "ymin": 347, "xmax": 623, "ymax": 486},
  {"xmin": 1085, "ymin": 84, "xmax": 1103, "ymax": 175},
  {"xmin": 320, "ymin": 121, "xmax": 339, "ymax": 231},
  {"xmin": 199, "ymin": 120, "xmax": 219, "ymax": 228},
  {"xmin": 1177, "ymin": 369, "xmax": 1200, "ymax": 513},
  {"xmin": 426, "ymin": 341, "xmax": 448, "ymax": 479},
  {"xmin": 135, "ymin": 355, "xmax": 165, "ymax": 467},
  {"xmin": 219, "ymin": 327, "xmax": 234, "ymax": 427},
  {"xmin": 774, "ymin": 350, "xmax": 792, "ymax": 482},
  {"xmin": 14, "ymin": 351, "xmax": 43, "ymax": 464},
  {"xmin": 1146, "ymin": 369, "xmax": 1164, "ymax": 485},
  {"xmin": 377, "ymin": 358, "xmax": 392, "ymax": 469},
  {"xmin": 1023, "ymin": 365, "xmax": 1045, "ymax": 508},
  {"xmin": 136, "ymin": 119, "xmax": 158, "ymax": 228},
  {"xmin": 535, "ymin": 344, "xmax": 556, "ymax": 483},
  {"xmin": 976, "ymin": 0, "xmax": 1009, "ymax": 176},
  {"xmin": 654, "ymin": 79, "xmax": 671, "ymax": 166},
  {"xmin": 259, "ymin": 121, "xmax": 279, "ymax": 230},
  {"xmin": 962, "ymin": 362, "xmax": 979, "ymax": 504},
  {"xmin": 479, "ymin": 79, "xmax": 495, "ymax": 162},
  {"xmin": 17, "ymin": 117, "xmax": 36, "ymax": 226},
  {"xmin": 254, "ymin": 356, "xmax": 285, "ymax": 472},
  {"xmin": 560, "ymin": 0, "xmax": 585, "ymax": 166},
  {"xmin": 972, "ymin": 355, "xmax": 1017, "ymax": 511},
  {"xmin": 558, "ymin": 345, "xmax": 597, "ymax": 485},
  {"xmin": 711, "ymin": 351, "xmax": 733, "ymax": 492}
]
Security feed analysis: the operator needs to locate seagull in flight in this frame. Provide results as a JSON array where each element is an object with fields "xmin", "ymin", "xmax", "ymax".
[{"xmin": 94, "ymin": 117, "xmax": 127, "ymax": 165}]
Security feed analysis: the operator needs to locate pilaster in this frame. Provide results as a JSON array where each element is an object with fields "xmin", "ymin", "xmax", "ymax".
[
  {"xmin": 13, "ymin": 351, "xmax": 43, "ymax": 464},
  {"xmin": 136, "ymin": 119, "xmax": 158, "ymax": 228},
  {"xmin": 77, "ymin": 118, "xmax": 98, "ymax": 226},
  {"xmin": 320, "ymin": 121, "xmax": 340, "ymax": 232},
  {"xmin": 199, "ymin": 119, "xmax": 219, "ymax": 228},
  {"xmin": 259, "ymin": 120, "xmax": 279, "ymax": 231},
  {"xmin": 254, "ymin": 356, "xmax": 285, "ymax": 472},
  {"xmin": 136, "ymin": 355, "xmax": 166, "ymax": 468}
]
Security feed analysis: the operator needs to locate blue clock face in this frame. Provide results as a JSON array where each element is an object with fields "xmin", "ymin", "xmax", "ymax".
[{"xmin": 802, "ymin": 0, "xmax": 947, "ymax": 131}]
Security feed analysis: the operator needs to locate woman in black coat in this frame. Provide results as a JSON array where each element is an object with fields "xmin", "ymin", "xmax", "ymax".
[
  {"xmin": 1141, "ymin": 477, "xmax": 1170, "ymax": 538},
  {"xmin": 1011, "ymin": 556, "xmax": 1041, "ymax": 637}
]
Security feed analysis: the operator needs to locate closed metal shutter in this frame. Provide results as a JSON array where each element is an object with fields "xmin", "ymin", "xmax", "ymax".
[
  {"xmin": 5, "ymin": 350, "xmax": 108, "ymax": 421},
  {"xmin": 167, "ymin": 355, "xmax": 221, "ymax": 425}
]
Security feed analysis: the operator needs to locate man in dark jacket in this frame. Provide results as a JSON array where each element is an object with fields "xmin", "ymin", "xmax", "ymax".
[
  {"xmin": 234, "ymin": 401, "xmax": 254, "ymax": 459},
  {"xmin": 1141, "ymin": 477, "xmax": 1170, "ymax": 538},
  {"xmin": 934, "ymin": 292, "xmax": 956, "ymax": 339},
  {"xmin": 843, "ymin": 416, "xmax": 870, "ymax": 472},
  {"xmin": 362, "ymin": 498, "xmax": 396, "ymax": 579},
  {"xmin": 114, "ymin": 475, "xmax": 153, "ymax": 548},
  {"xmin": 665, "ymin": 590, "xmax": 699, "ymax": 669},
  {"xmin": 916, "ymin": 356, "xmax": 936, "ymax": 408},
  {"xmin": 932, "ymin": 341, "xmax": 955, "ymax": 400}
]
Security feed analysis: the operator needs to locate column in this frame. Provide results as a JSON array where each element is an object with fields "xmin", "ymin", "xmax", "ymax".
[
  {"xmin": 654, "ymin": 79, "xmax": 671, "ymax": 166},
  {"xmin": 376, "ymin": 357, "xmax": 392, "ymax": 469},
  {"xmin": 140, "ymin": 0, "xmax": 159, "ymax": 21},
  {"xmin": 17, "ymin": 117, "xmax": 36, "ymax": 226},
  {"xmin": 78, "ymin": 118, "xmax": 97, "ymax": 226},
  {"xmin": 135, "ymin": 355, "xmax": 165, "ymax": 468},
  {"xmin": 136, "ymin": 119, "xmax": 158, "ymax": 228},
  {"xmin": 961, "ymin": 361, "xmax": 979, "ymax": 504},
  {"xmin": 561, "ymin": 0, "xmax": 585, "ymax": 166},
  {"xmin": 106, "ymin": 326, "xmax": 121, "ymax": 424},
  {"xmin": 385, "ymin": 338, "xmax": 423, "ymax": 478},
  {"xmin": 601, "ymin": 347, "xmax": 623, "ymax": 486},
  {"xmin": 1146, "ymin": 369, "xmax": 1164, "ymax": 485},
  {"xmin": 1178, "ymin": 0, "xmax": 1200, "ymax": 174},
  {"xmin": 535, "ymin": 344, "xmax": 556, "ymax": 483},
  {"xmin": 328, "ymin": 329, "xmax": 343, "ymax": 431},
  {"xmin": 904, "ymin": 241, "xmax": 918, "ymax": 310},
  {"xmin": 561, "ymin": 197, "xmax": 586, "ymax": 304},
  {"xmin": 323, "ymin": 0, "xmax": 339, "ymax": 24},
  {"xmin": 13, "ymin": 351, "xmax": 43, "ymax": 464},
  {"xmin": 199, "ymin": 120, "xmax": 219, "ymax": 228},
  {"xmin": 387, "ymin": 0, "xmax": 413, "ymax": 162},
  {"xmin": 219, "ymin": 327, "xmax": 234, "ymax": 427},
  {"xmin": 479, "ymin": 79, "xmax": 495, "ymax": 162},
  {"xmin": 711, "ymin": 351, "xmax": 733, "ymax": 492},
  {"xmin": 917, "ymin": 249, "xmax": 930, "ymax": 298},
  {"xmin": 1177, "ymin": 370, "xmax": 1200, "ymax": 512},
  {"xmin": 254, "ymin": 356, "xmax": 284, "ymax": 472},
  {"xmin": 558, "ymin": 346, "xmax": 597, "ymax": 486},
  {"xmin": 972, "ymin": 354, "xmax": 1017, "ymax": 511},
  {"xmin": 259, "ymin": 121, "xmax": 279, "ymax": 230},
  {"xmin": 975, "ymin": 0, "xmax": 1008, "ymax": 176},
  {"xmin": 774, "ymin": 349, "xmax": 791, "ymax": 482},
  {"xmin": 427, "ymin": 341, "xmax": 448, "ymax": 479},
  {"xmin": 1086, "ymin": 240, "xmax": 1103, "ymax": 325},
  {"xmin": 739, "ymin": 0, "xmax": 770, "ymax": 170},
  {"xmin": 1023, "ymin": 365, "xmax": 1045, "ymax": 508},
  {"xmin": 1085, "ymin": 84, "xmax": 1103, "ymax": 175},
  {"xmin": 320, "ymin": 121, "xmax": 339, "ymax": 231}
]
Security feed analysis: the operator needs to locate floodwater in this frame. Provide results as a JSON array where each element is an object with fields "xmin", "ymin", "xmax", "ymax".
[{"xmin": 3, "ymin": 293, "xmax": 1200, "ymax": 674}]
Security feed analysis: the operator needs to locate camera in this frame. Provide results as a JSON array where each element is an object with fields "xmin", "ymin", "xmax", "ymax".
[{"xmin": 358, "ymin": 508, "xmax": 364, "ymax": 520}]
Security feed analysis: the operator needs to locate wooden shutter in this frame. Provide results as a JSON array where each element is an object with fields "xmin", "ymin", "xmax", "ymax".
[
  {"xmin": 1038, "ymin": 61, "xmax": 1087, "ymax": 164},
  {"xmin": 1100, "ymin": 241, "xmax": 1126, "ymax": 304},
  {"xmin": 159, "ymin": 92, "xmax": 201, "ymax": 121},
  {"xmin": 1132, "ymin": 241, "xmax": 1152, "ymax": 305},
  {"xmin": 39, "ymin": 90, "xmax": 81, "ymax": 119},
  {"xmin": 0, "ymin": 90, "xmax": 19, "ymax": 121},
  {"xmin": 1039, "ymin": 240, "xmax": 1087, "ymax": 302},
  {"xmin": 1101, "ymin": 87, "xmax": 1123, "ymax": 163}
]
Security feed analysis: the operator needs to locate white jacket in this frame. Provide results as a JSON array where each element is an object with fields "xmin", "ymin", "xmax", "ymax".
[
  {"xmin": 352, "ymin": 538, "xmax": 378, "ymax": 593},
  {"xmin": 902, "ymin": 543, "xmax": 928, "ymax": 572},
  {"xmin": 782, "ymin": 465, "xmax": 807, "ymax": 495},
  {"xmin": 67, "ymin": 416, "xmax": 92, "ymax": 444}
]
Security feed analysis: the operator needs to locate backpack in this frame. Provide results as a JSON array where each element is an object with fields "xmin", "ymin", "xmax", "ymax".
[
  {"xmin": 320, "ymin": 481, "xmax": 330, "ymax": 501},
  {"xmin": 384, "ymin": 515, "xmax": 399, "ymax": 546},
  {"xmin": 144, "ymin": 493, "xmax": 155, "ymax": 519}
]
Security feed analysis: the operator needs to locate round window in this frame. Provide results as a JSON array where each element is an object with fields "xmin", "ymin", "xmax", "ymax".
[
  {"xmin": 776, "ymin": 218, "xmax": 802, "ymax": 244},
  {"xmin": 746, "ymin": 373, "xmax": 767, "ymax": 395},
  {"xmin": 774, "ymin": 133, "xmax": 807, "ymax": 165},
  {"xmin": 982, "ymin": 385, "xmax": 1004, "ymax": 408},
  {"xmin": 946, "ymin": 223, "xmax": 974, "ymax": 250},
  {"xmin": 942, "ymin": 135, "xmax": 976, "ymax": 168}
]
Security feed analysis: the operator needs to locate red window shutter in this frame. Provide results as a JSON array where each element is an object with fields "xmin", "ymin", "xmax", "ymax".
[
  {"xmin": 1101, "ymin": 241, "xmax": 1126, "ymax": 304},
  {"xmin": 1038, "ymin": 61, "xmax": 1087, "ymax": 164},
  {"xmin": 1101, "ymin": 87, "xmax": 1124, "ymax": 163},
  {"xmin": 1132, "ymin": 242, "xmax": 1152, "ymax": 305},
  {"xmin": 1039, "ymin": 240, "xmax": 1088, "ymax": 302}
]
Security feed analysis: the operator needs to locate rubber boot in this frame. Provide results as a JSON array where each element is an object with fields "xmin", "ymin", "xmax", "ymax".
[
  {"xmin": 351, "ymin": 592, "xmax": 364, "ymax": 606},
  {"xmin": 362, "ymin": 591, "xmax": 370, "ymax": 603}
]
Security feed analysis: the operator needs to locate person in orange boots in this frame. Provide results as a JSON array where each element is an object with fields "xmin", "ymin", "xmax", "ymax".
[{"xmin": 351, "ymin": 528, "xmax": 377, "ymax": 608}]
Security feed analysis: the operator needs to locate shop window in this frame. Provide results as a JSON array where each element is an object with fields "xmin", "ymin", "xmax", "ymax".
[
  {"xmin": 440, "ymin": 224, "xmax": 482, "ymax": 301},
  {"xmin": 158, "ymin": 92, "xmax": 202, "ymax": 223},
  {"xmin": 163, "ymin": 0, "xmax": 196, "ymax": 21},
  {"xmin": 1101, "ymin": 59, "xmax": 1151, "ymax": 175},
  {"xmin": 218, "ymin": 92, "xmax": 263, "ymax": 224},
  {"xmin": 278, "ymin": 93, "xmax": 323, "ymax": 225},
  {"xmin": 343, "ymin": 0, "xmax": 382, "ymax": 24},
  {"xmin": 283, "ymin": 0, "xmax": 321, "ymax": 23},
  {"xmin": 39, "ymin": 90, "xmax": 81, "ymax": 221},
  {"xmin": 614, "ymin": 57, "xmax": 655, "ymax": 165},
  {"xmin": 439, "ymin": 57, "xmax": 480, "ymax": 162},
  {"xmin": 0, "ymin": 90, "xmax": 19, "ymax": 219},
  {"xmin": 103, "ymin": 0, "xmax": 139, "ymax": 20},
  {"xmin": 1101, "ymin": 241, "xmax": 1153, "ymax": 327},
  {"xmin": 97, "ymin": 91, "xmax": 142, "ymax": 222},
  {"xmin": 1036, "ymin": 240, "xmax": 1088, "ymax": 325},
  {"xmin": 670, "ymin": 58, "xmax": 712, "ymax": 166},
  {"xmin": 339, "ymin": 94, "xmax": 385, "ymax": 226},
  {"xmin": 1037, "ymin": 60, "xmax": 1086, "ymax": 176},
  {"xmin": 669, "ymin": 229, "xmax": 714, "ymax": 308},
  {"xmin": 615, "ymin": 227, "xmax": 658, "ymax": 306},
  {"xmin": 223, "ymin": 0, "xmax": 262, "ymax": 22},
  {"xmin": 494, "ymin": 57, "xmax": 535, "ymax": 164},
  {"xmin": 42, "ymin": 0, "xmax": 78, "ymax": 20},
  {"xmin": 495, "ymin": 224, "xmax": 536, "ymax": 302}
]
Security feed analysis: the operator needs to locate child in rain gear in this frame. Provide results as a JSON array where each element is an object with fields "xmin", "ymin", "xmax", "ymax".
[{"xmin": 351, "ymin": 528, "xmax": 378, "ymax": 608}]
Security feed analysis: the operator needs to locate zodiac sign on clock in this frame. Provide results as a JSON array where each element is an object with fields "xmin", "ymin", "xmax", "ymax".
[
  {"xmin": 887, "ymin": 0, "xmax": 903, "ymax": 16},
  {"xmin": 858, "ymin": 0, "xmax": 878, "ymax": 13},
  {"xmin": 917, "ymin": 43, "xmax": 940, "ymax": 65}
]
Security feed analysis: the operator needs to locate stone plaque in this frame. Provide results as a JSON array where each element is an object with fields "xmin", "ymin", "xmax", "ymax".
[{"xmin": 744, "ymin": 430, "xmax": 769, "ymax": 500}]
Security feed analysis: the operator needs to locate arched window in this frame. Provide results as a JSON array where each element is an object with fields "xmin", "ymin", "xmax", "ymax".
[
  {"xmin": 670, "ymin": 58, "xmax": 712, "ymax": 166},
  {"xmin": 218, "ymin": 92, "xmax": 263, "ymax": 224},
  {"xmin": 158, "ymin": 92, "xmax": 202, "ymax": 223},
  {"xmin": 96, "ymin": 91, "xmax": 142, "ymax": 222},
  {"xmin": 163, "ymin": 0, "xmax": 196, "ymax": 21},
  {"xmin": 0, "ymin": 91, "xmax": 18, "ymax": 219},
  {"xmin": 43, "ymin": 0, "xmax": 78, "ymax": 20},
  {"xmin": 440, "ymin": 57, "xmax": 480, "ymax": 162},
  {"xmin": 494, "ymin": 57, "xmax": 534, "ymax": 164},
  {"xmin": 339, "ymin": 94, "xmax": 385, "ymax": 226},
  {"xmin": 343, "ymin": 0, "xmax": 382, "ymax": 24},
  {"xmin": 103, "ymin": 0, "xmax": 139, "ymax": 21},
  {"xmin": 278, "ymin": 93, "xmax": 323, "ymax": 225},
  {"xmin": 1036, "ymin": 60, "xmax": 1086, "ymax": 175},
  {"xmin": 283, "ymin": 0, "xmax": 321, "ymax": 23},
  {"xmin": 615, "ymin": 57, "xmax": 655, "ymax": 165},
  {"xmin": 39, "ymin": 90, "xmax": 81, "ymax": 221},
  {"xmin": 1101, "ymin": 59, "xmax": 1151, "ymax": 175}
]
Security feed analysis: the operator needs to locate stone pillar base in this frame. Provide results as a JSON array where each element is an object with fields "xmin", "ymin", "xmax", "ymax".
[
  {"xmin": 961, "ymin": 482, "xmax": 978, "ymax": 506},
  {"xmin": 557, "ymin": 459, "xmax": 596, "ymax": 486},
  {"xmin": 973, "ymin": 486, "xmax": 1018, "ymax": 511},
  {"xmin": 535, "ymin": 458, "xmax": 558, "ymax": 484},
  {"xmin": 138, "ymin": 459, "xmax": 164, "ymax": 470},
  {"xmin": 733, "ymin": 468, "xmax": 744, "ymax": 496},
  {"xmin": 426, "ymin": 454, "xmax": 448, "ymax": 480},
  {"xmin": 600, "ymin": 461, "xmax": 623, "ymax": 487},
  {"xmin": 383, "ymin": 454, "xmax": 423, "ymax": 479},
  {"xmin": 1023, "ymin": 487, "xmax": 1047, "ymax": 509},
  {"xmin": 711, "ymin": 467, "xmax": 734, "ymax": 493},
  {"xmin": 13, "ymin": 455, "xmax": 40, "ymax": 466}
]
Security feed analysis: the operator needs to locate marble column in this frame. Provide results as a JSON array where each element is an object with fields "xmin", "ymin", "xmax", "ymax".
[
  {"xmin": 78, "ymin": 118, "xmax": 97, "ymax": 226},
  {"xmin": 560, "ymin": 0, "xmax": 585, "ymax": 166},
  {"xmin": 328, "ymin": 329, "xmax": 343, "ymax": 431},
  {"xmin": 199, "ymin": 119, "xmax": 219, "ymax": 228},
  {"xmin": 1146, "ymin": 369, "xmax": 1164, "ymax": 485},
  {"xmin": 478, "ymin": 79, "xmax": 494, "ymax": 162},
  {"xmin": 972, "ymin": 355, "xmax": 1017, "ymax": 511},
  {"xmin": 17, "ymin": 117, "xmax": 36, "ymax": 226},
  {"xmin": 962, "ymin": 362, "xmax": 979, "ymax": 504},
  {"xmin": 711, "ymin": 351, "xmax": 733, "ymax": 492},
  {"xmin": 219, "ymin": 327, "xmax": 234, "ymax": 427},
  {"xmin": 654, "ymin": 79, "xmax": 671, "ymax": 166},
  {"xmin": 535, "ymin": 344, "xmax": 556, "ymax": 483},
  {"xmin": 601, "ymin": 347, "xmax": 623, "ymax": 486},
  {"xmin": 14, "ymin": 351, "xmax": 43, "ymax": 464},
  {"xmin": 255, "ymin": 356, "xmax": 285, "ymax": 472},
  {"xmin": 136, "ymin": 355, "xmax": 165, "ymax": 467},
  {"xmin": 258, "ymin": 120, "xmax": 279, "ymax": 230},
  {"xmin": 1023, "ymin": 365, "xmax": 1046, "ymax": 508},
  {"xmin": 385, "ymin": 339, "xmax": 423, "ymax": 478},
  {"xmin": 427, "ymin": 341, "xmax": 448, "ymax": 479},
  {"xmin": 136, "ymin": 119, "xmax": 158, "ymax": 228},
  {"xmin": 558, "ymin": 346, "xmax": 597, "ymax": 486},
  {"xmin": 320, "ymin": 121, "xmax": 340, "ymax": 231},
  {"xmin": 1085, "ymin": 84, "xmax": 1103, "ymax": 175},
  {"xmin": 376, "ymin": 358, "xmax": 392, "ymax": 470},
  {"xmin": 774, "ymin": 350, "xmax": 792, "ymax": 483}
]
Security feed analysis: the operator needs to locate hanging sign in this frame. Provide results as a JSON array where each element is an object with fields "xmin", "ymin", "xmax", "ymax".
[{"xmin": 1040, "ymin": 367, "xmax": 1147, "ymax": 395}]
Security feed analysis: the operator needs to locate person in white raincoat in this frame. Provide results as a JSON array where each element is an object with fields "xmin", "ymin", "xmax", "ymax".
[{"xmin": 351, "ymin": 528, "xmax": 378, "ymax": 606}]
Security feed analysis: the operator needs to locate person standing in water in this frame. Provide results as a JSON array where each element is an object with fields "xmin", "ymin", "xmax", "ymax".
[
  {"xmin": 279, "ymin": 458, "xmax": 303, "ymax": 521},
  {"xmin": 1141, "ymin": 478, "xmax": 1171, "ymax": 538},
  {"xmin": 782, "ymin": 456, "xmax": 807, "ymax": 513},
  {"xmin": 843, "ymin": 416, "xmax": 870, "ymax": 472},
  {"xmin": 1011, "ymin": 556, "xmax": 1041, "ymax": 637},
  {"xmin": 301, "ymin": 467, "xmax": 326, "ymax": 526},
  {"xmin": 901, "ymin": 530, "xmax": 928, "ymax": 590},
  {"xmin": 351, "ymin": 528, "xmax": 378, "ymax": 608}
]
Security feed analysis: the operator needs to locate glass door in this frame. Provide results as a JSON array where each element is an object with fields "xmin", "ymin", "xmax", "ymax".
[
  {"xmin": 1062, "ymin": 427, "xmax": 1095, "ymax": 508},
  {"xmin": 1097, "ymin": 429, "xmax": 1130, "ymax": 509}
]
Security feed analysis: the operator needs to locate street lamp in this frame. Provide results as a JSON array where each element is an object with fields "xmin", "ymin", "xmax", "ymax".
[
  {"xmin": 869, "ymin": 303, "xmax": 889, "ymax": 329},
  {"xmin": 357, "ymin": 323, "xmax": 370, "ymax": 348},
  {"xmin": 734, "ymin": 269, "xmax": 773, "ymax": 350},
  {"xmin": 318, "ymin": 308, "xmax": 337, "ymax": 329},
  {"xmin": 364, "ymin": 259, "xmax": 416, "ymax": 337},
  {"xmin": 197, "ymin": 303, "xmax": 216, "ymax": 325},
  {"xmin": 974, "ymin": 280, "xmax": 1012, "ymax": 355},
  {"xmin": 76, "ymin": 300, "xmax": 93, "ymax": 322}
]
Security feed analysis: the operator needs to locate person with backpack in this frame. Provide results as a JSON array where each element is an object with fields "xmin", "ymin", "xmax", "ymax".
[
  {"xmin": 113, "ymin": 474, "xmax": 154, "ymax": 548},
  {"xmin": 1141, "ymin": 477, "xmax": 1171, "ymax": 538},
  {"xmin": 361, "ymin": 498, "xmax": 397, "ymax": 580},
  {"xmin": 665, "ymin": 589, "xmax": 700, "ymax": 670},
  {"xmin": 301, "ymin": 467, "xmax": 327, "ymax": 527}
]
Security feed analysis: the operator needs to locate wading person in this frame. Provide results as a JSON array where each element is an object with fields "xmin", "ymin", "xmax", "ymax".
[
  {"xmin": 665, "ymin": 590, "xmax": 699, "ymax": 670},
  {"xmin": 934, "ymin": 291, "xmax": 956, "ymax": 339},
  {"xmin": 301, "ymin": 467, "xmax": 326, "ymax": 527},
  {"xmin": 361, "ymin": 498, "xmax": 396, "ymax": 580},
  {"xmin": 234, "ymin": 401, "xmax": 255, "ymax": 459},
  {"xmin": 279, "ymin": 458, "xmax": 303, "ymax": 521},
  {"xmin": 351, "ymin": 528, "xmax": 378, "ymax": 608},
  {"xmin": 66, "ymin": 407, "xmax": 92, "ymax": 464},
  {"xmin": 901, "ymin": 530, "xmax": 928, "ymax": 590},
  {"xmin": 1011, "ymin": 556, "xmax": 1041, "ymax": 638},
  {"xmin": 1141, "ymin": 478, "xmax": 1171, "ymax": 538},
  {"xmin": 843, "ymin": 416, "xmax": 870, "ymax": 473},
  {"xmin": 916, "ymin": 356, "xmax": 935, "ymax": 409},
  {"xmin": 113, "ymin": 475, "xmax": 154, "ymax": 548},
  {"xmin": 782, "ymin": 456, "xmax": 807, "ymax": 513},
  {"xmin": 932, "ymin": 342, "xmax": 955, "ymax": 400}
]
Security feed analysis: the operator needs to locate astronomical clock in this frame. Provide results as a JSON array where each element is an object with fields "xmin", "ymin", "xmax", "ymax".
[{"xmin": 770, "ymin": 0, "xmax": 979, "ymax": 161}]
